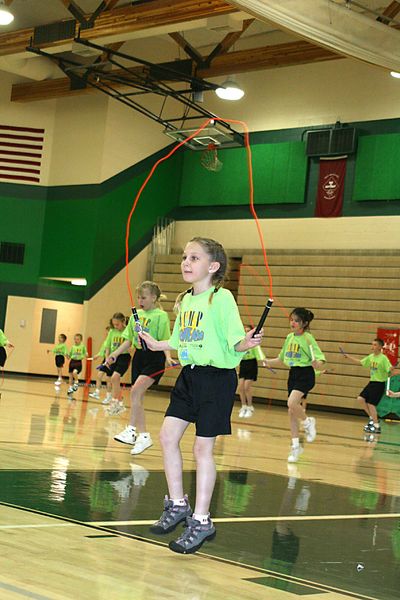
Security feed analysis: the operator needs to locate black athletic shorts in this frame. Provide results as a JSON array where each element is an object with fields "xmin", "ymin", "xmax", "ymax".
[
  {"xmin": 165, "ymin": 365, "xmax": 238, "ymax": 437},
  {"xmin": 55, "ymin": 355, "xmax": 65, "ymax": 368},
  {"xmin": 360, "ymin": 381, "xmax": 386, "ymax": 406},
  {"xmin": 102, "ymin": 353, "xmax": 131, "ymax": 377},
  {"xmin": 239, "ymin": 358, "xmax": 258, "ymax": 381},
  {"xmin": 69, "ymin": 359, "xmax": 82, "ymax": 374},
  {"xmin": 0, "ymin": 347, "xmax": 6, "ymax": 368},
  {"xmin": 288, "ymin": 366, "xmax": 315, "ymax": 399},
  {"xmin": 131, "ymin": 349, "xmax": 165, "ymax": 385}
]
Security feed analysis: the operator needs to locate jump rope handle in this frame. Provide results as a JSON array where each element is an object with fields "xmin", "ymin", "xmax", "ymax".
[
  {"xmin": 132, "ymin": 307, "xmax": 148, "ymax": 351},
  {"xmin": 252, "ymin": 298, "xmax": 274, "ymax": 336}
]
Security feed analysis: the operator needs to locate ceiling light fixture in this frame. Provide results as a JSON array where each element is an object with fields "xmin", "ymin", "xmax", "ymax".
[
  {"xmin": 0, "ymin": 1, "xmax": 14, "ymax": 26},
  {"xmin": 390, "ymin": 71, "xmax": 400, "ymax": 78},
  {"xmin": 215, "ymin": 78, "xmax": 245, "ymax": 101},
  {"xmin": 70, "ymin": 278, "xmax": 87, "ymax": 286}
]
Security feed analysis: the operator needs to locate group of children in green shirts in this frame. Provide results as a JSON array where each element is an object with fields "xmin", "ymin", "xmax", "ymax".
[
  {"xmin": 1, "ymin": 235, "xmax": 396, "ymax": 555},
  {"xmin": 48, "ymin": 333, "xmax": 88, "ymax": 394}
]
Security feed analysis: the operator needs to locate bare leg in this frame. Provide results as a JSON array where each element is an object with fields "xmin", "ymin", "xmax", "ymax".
[
  {"xmin": 358, "ymin": 395, "xmax": 371, "ymax": 417},
  {"xmin": 238, "ymin": 378, "xmax": 246, "ymax": 406},
  {"xmin": 130, "ymin": 375, "xmax": 154, "ymax": 431},
  {"xmin": 368, "ymin": 403, "xmax": 378, "ymax": 423},
  {"xmin": 69, "ymin": 373, "xmax": 73, "ymax": 386},
  {"xmin": 193, "ymin": 436, "xmax": 216, "ymax": 514},
  {"xmin": 73, "ymin": 369, "xmax": 79, "ymax": 385},
  {"xmin": 159, "ymin": 416, "xmax": 190, "ymax": 499},
  {"xmin": 57, "ymin": 367, "xmax": 63, "ymax": 379},
  {"xmin": 244, "ymin": 380, "xmax": 253, "ymax": 407},
  {"xmin": 111, "ymin": 372, "xmax": 121, "ymax": 399},
  {"xmin": 288, "ymin": 389, "xmax": 307, "ymax": 439}
]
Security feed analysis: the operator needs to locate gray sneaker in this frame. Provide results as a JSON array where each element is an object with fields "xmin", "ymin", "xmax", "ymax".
[
  {"xmin": 169, "ymin": 516, "xmax": 216, "ymax": 554},
  {"xmin": 150, "ymin": 495, "xmax": 192, "ymax": 534}
]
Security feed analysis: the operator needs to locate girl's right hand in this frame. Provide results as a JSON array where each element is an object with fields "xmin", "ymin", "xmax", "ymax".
[
  {"xmin": 138, "ymin": 331, "xmax": 158, "ymax": 350},
  {"xmin": 105, "ymin": 354, "xmax": 116, "ymax": 366}
]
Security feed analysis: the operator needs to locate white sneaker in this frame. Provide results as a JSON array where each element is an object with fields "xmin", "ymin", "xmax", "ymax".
[
  {"xmin": 288, "ymin": 445, "xmax": 304, "ymax": 463},
  {"xmin": 67, "ymin": 386, "xmax": 74, "ymax": 394},
  {"xmin": 55, "ymin": 379, "xmax": 62, "ymax": 386},
  {"xmin": 102, "ymin": 393, "xmax": 112, "ymax": 405},
  {"xmin": 244, "ymin": 406, "xmax": 254, "ymax": 418},
  {"xmin": 72, "ymin": 383, "xmax": 78, "ymax": 392},
  {"xmin": 89, "ymin": 390, "xmax": 100, "ymax": 399},
  {"xmin": 238, "ymin": 406, "xmax": 247, "ymax": 418},
  {"xmin": 130, "ymin": 463, "xmax": 149, "ymax": 486},
  {"xmin": 131, "ymin": 433, "xmax": 153, "ymax": 455},
  {"xmin": 114, "ymin": 425, "xmax": 137, "ymax": 445},
  {"xmin": 304, "ymin": 417, "xmax": 317, "ymax": 442}
]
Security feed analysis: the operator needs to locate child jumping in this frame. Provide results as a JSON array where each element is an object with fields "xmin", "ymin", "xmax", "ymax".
[
  {"xmin": 109, "ymin": 282, "xmax": 172, "ymax": 455},
  {"xmin": 89, "ymin": 326, "xmax": 112, "ymax": 403},
  {"xmin": 0, "ymin": 329, "xmax": 14, "ymax": 370},
  {"xmin": 264, "ymin": 308, "xmax": 325, "ymax": 463},
  {"xmin": 67, "ymin": 334, "xmax": 87, "ymax": 395},
  {"xmin": 341, "ymin": 338, "xmax": 392, "ymax": 434},
  {"xmin": 139, "ymin": 237, "xmax": 263, "ymax": 554},
  {"xmin": 101, "ymin": 313, "xmax": 131, "ymax": 414}
]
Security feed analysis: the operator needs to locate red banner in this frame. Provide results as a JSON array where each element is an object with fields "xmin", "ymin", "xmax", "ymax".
[
  {"xmin": 315, "ymin": 158, "xmax": 346, "ymax": 217},
  {"xmin": 377, "ymin": 328, "xmax": 399, "ymax": 366}
]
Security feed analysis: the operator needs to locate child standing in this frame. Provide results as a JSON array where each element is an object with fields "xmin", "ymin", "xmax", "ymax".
[
  {"xmin": 67, "ymin": 334, "xmax": 87, "ymax": 395},
  {"xmin": 238, "ymin": 325, "xmax": 266, "ymax": 418},
  {"xmin": 341, "ymin": 338, "xmax": 392, "ymax": 434},
  {"xmin": 109, "ymin": 282, "xmax": 171, "ymax": 455},
  {"xmin": 139, "ymin": 238, "xmax": 263, "ymax": 554},
  {"xmin": 48, "ymin": 334, "xmax": 68, "ymax": 387},
  {"xmin": 264, "ymin": 308, "xmax": 325, "ymax": 464},
  {"xmin": 0, "ymin": 329, "xmax": 14, "ymax": 369},
  {"xmin": 101, "ymin": 313, "xmax": 131, "ymax": 413}
]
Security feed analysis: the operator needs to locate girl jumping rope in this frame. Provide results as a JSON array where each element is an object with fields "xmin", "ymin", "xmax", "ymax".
[
  {"xmin": 108, "ymin": 282, "xmax": 172, "ymax": 455},
  {"xmin": 264, "ymin": 308, "xmax": 326, "ymax": 463},
  {"xmin": 139, "ymin": 237, "xmax": 263, "ymax": 554}
]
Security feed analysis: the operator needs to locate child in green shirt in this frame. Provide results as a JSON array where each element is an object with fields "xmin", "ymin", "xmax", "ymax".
[
  {"xmin": 0, "ymin": 329, "xmax": 14, "ymax": 369},
  {"xmin": 67, "ymin": 333, "xmax": 87, "ymax": 395},
  {"xmin": 100, "ymin": 313, "xmax": 131, "ymax": 413},
  {"xmin": 89, "ymin": 326, "xmax": 112, "ymax": 403},
  {"xmin": 47, "ymin": 333, "xmax": 68, "ymax": 387},
  {"xmin": 138, "ymin": 237, "xmax": 264, "ymax": 554},
  {"xmin": 341, "ymin": 338, "xmax": 393, "ymax": 434},
  {"xmin": 264, "ymin": 308, "xmax": 326, "ymax": 464},
  {"xmin": 238, "ymin": 325, "xmax": 267, "ymax": 418},
  {"xmin": 109, "ymin": 283, "xmax": 172, "ymax": 451}
]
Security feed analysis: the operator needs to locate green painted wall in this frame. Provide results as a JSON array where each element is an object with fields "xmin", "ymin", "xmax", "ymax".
[{"xmin": 353, "ymin": 134, "xmax": 400, "ymax": 201}]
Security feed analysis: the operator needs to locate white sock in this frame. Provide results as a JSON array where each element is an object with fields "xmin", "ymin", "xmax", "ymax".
[
  {"xmin": 95, "ymin": 388, "xmax": 99, "ymax": 393},
  {"xmin": 374, "ymin": 422, "xmax": 379, "ymax": 427},
  {"xmin": 303, "ymin": 417, "xmax": 310, "ymax": 426},
  {"xmin": 172, "ymin": 497, "xmax": 187, "ymax": 506},
  {"xmin": 292, "ymin": 437, "xmax": 300, "ymax": 448},
  {"xmin": 193, "ymin": 513, "xmax": 210, "ymax": 524}
]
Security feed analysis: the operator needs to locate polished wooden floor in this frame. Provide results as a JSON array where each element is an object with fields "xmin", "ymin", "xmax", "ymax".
[{"xmin": 0, "ymin": 376, "xmax": 399, "ymax": 600}]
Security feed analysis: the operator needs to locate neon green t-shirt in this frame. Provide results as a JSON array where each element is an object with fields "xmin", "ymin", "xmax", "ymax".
[
  {"xmin": 361, "ymin": 353, "xmax": 391, "ymax": 382},
  {"xmin": 279, "ymin": 332, "xmax": 325, "ymax": 367},
  {"xmin": 169, "ymin": 287, "xmax": 246, "ymax": 368},
  {"xmin": 97, "ymin": 339, "xmax": 108, "ymax": 358},
  {"xmin": 69, "ymin": 344, "xmax": 87, "ymax": 360},
  {"xmin": 242, "ymin": 345, "xmax": 265, "ymax": 361},
  {"xmin": 105, "ymin": 328, "xmax": 130, "ymax": 354},
  {"xmin": 52, "ymin": 343, "xmax": 68, "ymax": 356},
  {"xmin": 0, "ymin": 330, "xmax": 9, "ymax": 347},
  {"xmin": 122, "ymin": 308, "xmax": 170, "ymax": 350}
]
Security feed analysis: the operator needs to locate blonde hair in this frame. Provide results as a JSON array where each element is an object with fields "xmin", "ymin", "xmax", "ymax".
[
  {"xmin": 174, "ymin": 237, "xmax": 228, "ymax": 312},
  {"xmin": 136, "ymin": 280, "xmax": 167, "ymax": 308}
]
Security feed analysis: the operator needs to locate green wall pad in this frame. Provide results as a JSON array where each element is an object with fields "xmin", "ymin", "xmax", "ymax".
[
  {"xmin": 179, "ymin": 141, "xmax": 307, "ymax": 206},
  {"xmin": 353, "ymin": 134, "xmax": 400, "ymax": 201}
]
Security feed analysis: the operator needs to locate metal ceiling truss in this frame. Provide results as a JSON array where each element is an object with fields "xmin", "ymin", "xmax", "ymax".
[{"xmin": 27, "ymin": 38, "xmax": 243, "ymax": 142}]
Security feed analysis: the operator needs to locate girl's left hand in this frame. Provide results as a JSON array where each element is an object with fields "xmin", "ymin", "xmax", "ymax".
[
  {"xmin": 166, "ymin": 357, "xmax": 179, "ymax": 367},
  {"xmin": 240, "ymin": 327, "xmax": 263, "ymax": 351}
]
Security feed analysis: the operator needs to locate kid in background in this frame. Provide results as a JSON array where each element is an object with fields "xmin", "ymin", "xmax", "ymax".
[
  {"xmin": 67, "ymin": 334, "xmax": 87, "ymax": 395},
  {"xmin": 264, "ymin": 308, "xmax": 325, "ymax": 463},
  {"xmin": 341, "ymin": 338, "xmax": 393, "ymax": 434},
  {"xmin": 238, "ymin": 324, "xmax": 267, "ymax": 418},
  {"xmin": 89, "ymin": 326, "xmax": 113, "ymax": 403},
  {"xmin": 48, "ymin": 334, "xmax": 68, "ymax": 388},
  {"xmin": 0, "ymin": 329, "xmax": 14, "ymax": 370},
  {"xmin": 101, "ymin": 313, "xmax": 131, "ymax": 414}
]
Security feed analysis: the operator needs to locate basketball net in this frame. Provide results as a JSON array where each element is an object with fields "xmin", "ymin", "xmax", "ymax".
[{"xmin": 200, "ymin": 143, "xmax": 223, "ymax": 172}]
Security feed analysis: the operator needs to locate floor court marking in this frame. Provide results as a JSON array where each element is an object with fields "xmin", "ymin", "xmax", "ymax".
[
  {"xmin": 0, "ymin": 580, "xmax": 53, "ymax": 600},
  {"xmin": 89, "ymin": 511, "xmax": 400, "ymax": 526},
  {"xmin": 0, "ymin": 501, "xmax": 384, "ymax": 600}
]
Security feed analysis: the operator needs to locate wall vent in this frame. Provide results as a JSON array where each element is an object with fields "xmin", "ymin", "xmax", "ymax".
[{"xmin": 0, "ymin": 242, "xmax": 25, "ymax": 264}]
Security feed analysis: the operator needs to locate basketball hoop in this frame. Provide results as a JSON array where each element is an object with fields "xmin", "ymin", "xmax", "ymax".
[{"xmin": 200, "ymin": 143, "xmax": 223, "ymax": 172}]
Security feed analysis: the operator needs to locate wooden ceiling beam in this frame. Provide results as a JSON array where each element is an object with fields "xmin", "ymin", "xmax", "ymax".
[
  {"xmin": 11, "ymin": 40, "xmax": 342, "ymax": 102},
  {"xmin": 169, "ymin": 32, "xmax": 204, "ymax": 65},
  {"xmin": 207, "ymin": 17, "xmax": 254, "ymax": 63},
  {"xmin": 0, "ymin": 0, "xmax": 237, "ymax": 57},
  {"xmin": 377, "ymin": 1, "xmax": 400, "ymax": 24}
]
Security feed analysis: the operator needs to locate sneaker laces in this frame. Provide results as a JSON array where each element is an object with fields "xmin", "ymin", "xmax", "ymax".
[
  {"xmin": 156, "ymin": 496, "xmax": 187, "ymax": 528},
  {"xmin": 174, "ymin": 517, "xmax": 203, "ymax": 546}
]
